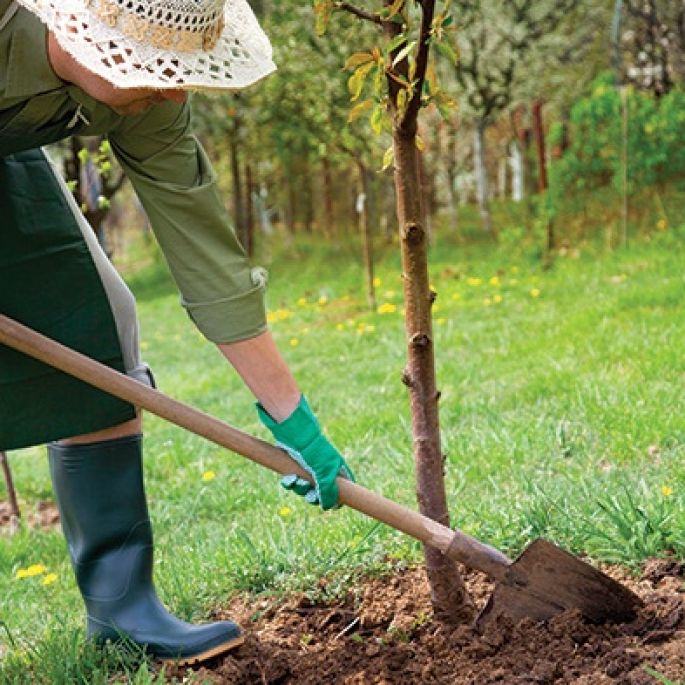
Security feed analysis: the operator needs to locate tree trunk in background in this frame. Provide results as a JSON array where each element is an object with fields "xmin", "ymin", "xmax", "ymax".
[
  {"xmin": 303, "ymin": 155, "xmax": 314, "ymax": 234},
  {"xmin": 497, "ymin": 157, "xmax": 507, "ymax": 198},
  {"xmin": 509, "ymin": 140, "xmax": 524, "ymax": 202},
  {"xmin": 532, "ymin": 100, "xmax": 554, "ymax": 253},
  {"xmin": 0, "ymin": 451, "xmax": 20, "ymax": 524},
  {"xmin": 244, "ymin": 161, "xmax": 255, "ymax": 258},
  {"xmin": 445, "ymin": 129, "xmax": 460, "ymax": 234},
  {"xmin": 473, "ymin": 118, "xmax": 494, "ymax": 237},
  {"xmin": 532, "ymin": 101, "xmax": 548, "ymax": 193},
  {"xmin": 356, "ymin": 161, "xmax": 376, "ymax": 311},
  {"xmin": 286, "ymin": 172, "xmax": 297, "ymax": 234},
  {"xmin": 322, "ymin": 156, "xmax": 335, "ymax": 239},
  {"xmin": 229, "ymin": 127, "xmax": 245, "ymax": 250}
]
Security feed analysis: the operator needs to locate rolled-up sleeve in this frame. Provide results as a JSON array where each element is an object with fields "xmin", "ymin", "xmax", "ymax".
[{"xmin": 109, "ymin": 101, "xmax": 267, "ymax": 343}]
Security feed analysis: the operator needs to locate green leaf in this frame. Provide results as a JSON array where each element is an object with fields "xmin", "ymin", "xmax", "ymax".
[
  {"xmin": 370, "ymin": 103, "xmax": 384, "ymax": 134},
  {"xmin": 434, "ymin": 40, "xmax": 458, "ymax": 65},
  {"xmin": 77, "ymin": 148, "xmax": 89, "ymax": 164},
  {"xmin": 386, "ymin": 33, "xmax": 408, "ymax": 55},
  {"xmin": 392, "ymin": 40, "xmax": 416, "ymax": 68}
]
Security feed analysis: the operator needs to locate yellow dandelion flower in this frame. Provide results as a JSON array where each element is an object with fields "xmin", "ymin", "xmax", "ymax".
[
  {"xmin": 451, "ymin": 293, "xmax": 461, "ymax": 301},
  {"xmin": 297, "ymin": 297, "xmax": 307, "ymax": 306},
  {"xmin": 289, "ymin": 338, "xmax": 300, "ymax": 347},
  {"xmin": 336, "ymin": 323, "xmax": 344, "ymax": 331},
  {"xmin": 202, "ymin": 470, "xmax": 216, "ymax": 482},
  {"xmin": 278, "ymin": 506, "xmax": 293, "ymax": 518},
  {"xmin": 467, "ymin": 277, "xmax": 482, "ymax": 287},
  {"xmin": 372, "ymin": 277, "xmax": 382, "ymax": 288},
  {"xmin": 530, "ymin": 288, "xmax": 541, "ymax": 298},
  {"xmin": 377, "ymin": 303, "xmax": 397, "ymax": 314},
  {"xmin": 41, "ymin": 573, "xmax": 58, "ymax": 586},
  {"xmin": 489, "ymin": 276, "xmax": 500, "ymax": 287},
  {"xmin": 493, "ymin": 294, "xmax": 503, "ymax": 304},
  {"xmin": 16, "ymin": 564, "xmax": 47, "ymax": 579},
  {"xmin": 318, "ymin": 296, "xmax": 328, "ymax": 306},
  {"xmin": 661, "ymin": 485, "xmax": 673, "ymax": 497}
]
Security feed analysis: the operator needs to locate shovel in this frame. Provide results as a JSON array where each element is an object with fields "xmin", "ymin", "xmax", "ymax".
[{"xmin": 0, "ymin": 313, "xmax": 642, "ymax": 628}]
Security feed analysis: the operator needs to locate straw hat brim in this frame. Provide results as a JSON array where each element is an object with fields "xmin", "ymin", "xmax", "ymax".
[{"xmin": 16, "ymin": 0, "xmax": 277, "ymax": 91}]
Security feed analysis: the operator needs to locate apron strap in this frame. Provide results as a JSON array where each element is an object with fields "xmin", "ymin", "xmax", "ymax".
[{"xmin": 0, "ymin": 2, "xmax": 19, "ymax": 32}]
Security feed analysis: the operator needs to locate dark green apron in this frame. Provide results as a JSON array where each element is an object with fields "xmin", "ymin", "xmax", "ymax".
[{"xmin": 0, "ymin": 148, "xmax": 136, "ymax": 450}]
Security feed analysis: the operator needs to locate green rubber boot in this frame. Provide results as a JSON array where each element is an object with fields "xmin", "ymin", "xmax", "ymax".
[{"xmin": 48, "ymin": 435, "xmax": 243, "ymax": 664}]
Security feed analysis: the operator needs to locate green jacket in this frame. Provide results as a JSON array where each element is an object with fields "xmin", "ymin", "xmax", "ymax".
[{"xmin": 0, "ymin": 1, "xmax": 267, "ymax": 344}]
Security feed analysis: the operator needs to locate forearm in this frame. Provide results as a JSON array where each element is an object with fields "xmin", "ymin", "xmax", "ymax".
[{"xmin": 218, "ymin": 330, "xmax": 300, "ymax": 422}]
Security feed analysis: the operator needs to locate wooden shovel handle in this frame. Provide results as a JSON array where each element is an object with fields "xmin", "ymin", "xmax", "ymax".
[{"xmin": 0, "ymin": 314, "xmax": 511, "ymax": 578}]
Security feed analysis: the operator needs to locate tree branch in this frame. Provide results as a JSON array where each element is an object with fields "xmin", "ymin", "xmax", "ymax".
[
  {"xmin": 402, "ymin": 0, "xmax": 436, "ymax": 130},
  {"xmin": 335, "ymin": 2, "xmax": 382, "ymax": 25}
]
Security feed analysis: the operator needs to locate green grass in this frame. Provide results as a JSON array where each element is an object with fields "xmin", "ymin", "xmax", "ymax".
[{"xmin": 1, "ymin": 213, "xmax": 684, "ymax": 682}]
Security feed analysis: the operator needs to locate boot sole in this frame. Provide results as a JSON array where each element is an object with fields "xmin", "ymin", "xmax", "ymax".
[{"xmin": 161, "ymin": 634, "xmax": 245, "ymax": 666}]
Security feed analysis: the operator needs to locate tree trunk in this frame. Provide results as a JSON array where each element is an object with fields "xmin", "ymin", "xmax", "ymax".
[
  {"xmin": 509, "ymin": 140, "xmax": 524, "ymax": 202},
  {"xmin": 473, "ymin": 118, "xmax": 494, "ymax": 237},
  {"xmin": 322, "ymin": 156, "xmax": 335, "ymax": 239},
  {"xmin": 497, "ymin": 157, "xmax": 507, "ymax": 198},
  {"xmin": 0, "ymin": 451, "xmax": 20, "ymax": 524},
  {"xmin": 356, "ymin": 161, "xmax": 376, "ymax": 311},
  {"xmin": 303, "ymin": 155, "xmax": 314, "ymax": 234},
  {"xmin": 532, "ymin": 100, "xmax": 553, "ymax": 253},
  {"xmin": 229, "ymin": 128, "xmax": 246, "ymax": 251},
  {"xmin": 383, "ymin": 0, "xmax": 471, "ymax": 623},
  {"xmin": 244, "ymin": 161, "xmax": 255, "ymax": 258},
  {"xmin": 392, "ymin": 125, "xmax": 474, "ymax": 624},
  {"xmin": 445, "ymin": 129, "xmax": 460, "ymax": 234}
]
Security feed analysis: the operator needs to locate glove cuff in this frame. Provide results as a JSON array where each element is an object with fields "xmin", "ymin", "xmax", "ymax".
[{"xmin": 256, "ymin": 394, "xmax": 321, "ymax": 451}]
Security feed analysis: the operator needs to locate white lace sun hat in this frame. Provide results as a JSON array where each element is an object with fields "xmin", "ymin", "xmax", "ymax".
[{"xmin": 15, "ymin": 0, "xmax": 276, "ymax": 90}]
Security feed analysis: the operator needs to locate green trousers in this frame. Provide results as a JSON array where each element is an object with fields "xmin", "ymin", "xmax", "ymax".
[{"xmin": 0, "ymin": 148, "xmax": 136, "ymax": 450}]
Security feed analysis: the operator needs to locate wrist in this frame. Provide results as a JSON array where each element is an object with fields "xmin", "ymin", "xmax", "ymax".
[{"xmin": 257, "ymin": 395, "xmax": 321, "ymax": 450}]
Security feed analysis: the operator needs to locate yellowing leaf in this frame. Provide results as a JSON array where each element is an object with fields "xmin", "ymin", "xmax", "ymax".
[
  {"xmin": 345, "ymin": 52, "xmax": 374, "ymax": 70},
  {"xmin": 348, "ymin": 99, "xmax": 373, "ymax": 123},
  {"xmin": 348, "ymin": 62, "xmax": 375, "ymax": 101},
  {"xmin": 381, "ymin": 145, "xmax": 395, "ymax": 171}
]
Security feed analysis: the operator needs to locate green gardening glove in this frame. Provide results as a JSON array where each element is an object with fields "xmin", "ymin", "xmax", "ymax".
[{"xmin": 256, "ymin": 395, "xmax": 355, "ymax": 511}]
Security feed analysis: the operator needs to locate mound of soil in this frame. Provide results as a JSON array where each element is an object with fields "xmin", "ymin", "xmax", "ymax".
[
  {"xmin": 189, "ymin": 559, "xmax": 684, "ymax": 684},
  {"xmin": 0, "ymin": 500, "xmax": 59, "ymax": 532}
]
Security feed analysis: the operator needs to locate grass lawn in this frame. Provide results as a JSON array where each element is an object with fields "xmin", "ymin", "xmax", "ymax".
[{"xmin": 1, "ymin": 216, "xmax": 684, "ymax": 683}]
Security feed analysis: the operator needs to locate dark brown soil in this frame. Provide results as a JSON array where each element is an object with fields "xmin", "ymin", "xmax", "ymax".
[
  {"xmin": 0, "ymin": 500, "xmax": 60, "ymax": 532},
  {"xmin": 185, "ymin": 559, "xmax": 685, "ymax": 685}
]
